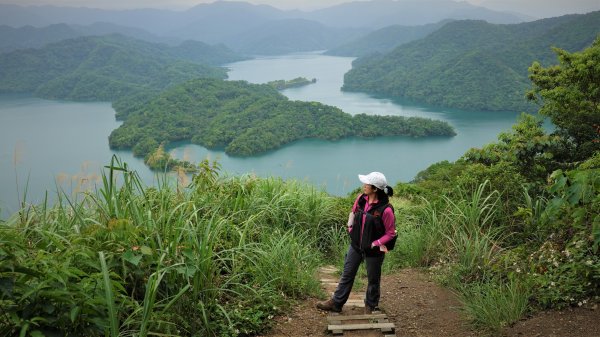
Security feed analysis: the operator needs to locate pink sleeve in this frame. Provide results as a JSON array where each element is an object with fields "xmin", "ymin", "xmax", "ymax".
[{"xmin": 373, "ymin": 207, "xmax": 396, "ymax": 246}]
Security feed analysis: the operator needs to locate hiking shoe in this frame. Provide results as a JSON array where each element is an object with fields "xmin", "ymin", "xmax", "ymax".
[
  {"xmin": 365, "ymin": 305, "xmax": 377, "ymax": 314},
  {"xmin": 316, "ymin": 299, "xmax": 342, "ymax": 312}
]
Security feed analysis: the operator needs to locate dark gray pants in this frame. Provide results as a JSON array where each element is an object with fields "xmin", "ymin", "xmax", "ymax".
[{"xmin": 332, "ymin": 245, "xmax": 385, "ymax": 309}]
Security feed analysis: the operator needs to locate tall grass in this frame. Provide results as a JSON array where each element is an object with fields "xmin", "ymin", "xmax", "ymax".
[
  {"xmin": 0, "ymin": 157, "xmax": 346, "ymax": 336},
  {"xmin": 457, "ymin": 277, "xmax": 531, "ymax": 332},
  {"xmin": 391, "ymin": 181, "xmax": 530, "ymax": 331},
  {"xmin": 323, "ymin": 224, "xmax": 350, "ymax": 271}
]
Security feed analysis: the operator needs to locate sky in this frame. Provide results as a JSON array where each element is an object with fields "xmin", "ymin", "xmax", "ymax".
[{"xmin": 0, "ymin": 0, "xmax": 598, "ymax": 17}]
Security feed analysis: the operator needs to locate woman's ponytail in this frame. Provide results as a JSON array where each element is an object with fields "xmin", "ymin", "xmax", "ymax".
[{"xmin": 384, "ymin": 185, "xmax": 394, "ymax": 197}]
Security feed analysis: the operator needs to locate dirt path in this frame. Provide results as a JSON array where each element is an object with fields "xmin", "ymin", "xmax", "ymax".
[{"xmin": 258, "ymin": 267, "xmax": 599, "ymax": 337}]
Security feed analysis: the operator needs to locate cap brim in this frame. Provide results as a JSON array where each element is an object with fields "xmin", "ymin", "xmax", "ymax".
[{"xmin": 358, "ymin": 174, "xmax": 369, "ymax": 185}]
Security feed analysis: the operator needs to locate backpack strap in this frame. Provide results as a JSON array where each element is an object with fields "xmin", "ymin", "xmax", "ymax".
[{"xmin": 372, "ymin": 203, "xmax": 391, "ymax": 217}]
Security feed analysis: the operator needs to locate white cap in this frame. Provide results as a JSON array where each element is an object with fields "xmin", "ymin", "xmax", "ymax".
[{"xmin": 358, "ymin": 172, "xmax": 387, "ymax": 190}]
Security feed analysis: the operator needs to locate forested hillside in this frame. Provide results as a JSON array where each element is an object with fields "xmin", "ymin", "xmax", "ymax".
[
  {"xmin": 391, "ymin": 38, "xmax": 599, "ymax": 332},
  {"xmin": 325, "ymin": 20, "xmax": 449, "ymax": 57},
  {"xmin": 343, "ymin": 11, "xmax": 600, "ymax": 112},
  {"xmin": 108, "ymin": 78, "xmax": 456, "ymax": 159},
  {"xmin": 0, "ymin": 34, "xmax": 237, "ymax": 101}
]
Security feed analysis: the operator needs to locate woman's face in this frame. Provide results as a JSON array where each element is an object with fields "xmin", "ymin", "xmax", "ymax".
[{"xmin": 363, "ymin": 183, "xmax": 377, "ymax": 195}]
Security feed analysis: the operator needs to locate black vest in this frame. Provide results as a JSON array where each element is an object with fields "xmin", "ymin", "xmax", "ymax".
[{"xmin": 350, "ymin": 195, "xmax": 390, "ymax": 256}]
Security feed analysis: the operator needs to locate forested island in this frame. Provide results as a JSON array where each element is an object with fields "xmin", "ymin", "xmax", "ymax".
[
  {"xmin": 267, "ymin": 77, "xmax": 316, "ymax": 90},
  {"xmin": 343, "ymin": 11, "xmax": 600, "ymax": 112},
  {"xmin": 108, "ymin": 78, "xmax": 455, "ymax": 164}
]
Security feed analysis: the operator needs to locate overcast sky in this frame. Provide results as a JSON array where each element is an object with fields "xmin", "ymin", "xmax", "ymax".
[{"xmin": 0, "ymin": 0, "xmax": 598, "ymax": 18}]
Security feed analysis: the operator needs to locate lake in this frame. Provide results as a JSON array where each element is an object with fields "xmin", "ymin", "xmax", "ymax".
[{"xmin": 0, "ymin": 52, "xmax": 524, "ymax": 218}]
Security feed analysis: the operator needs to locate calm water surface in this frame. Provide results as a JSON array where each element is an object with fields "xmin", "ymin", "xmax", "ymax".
[{"xmin": 1, "ymin": 53, "xmax": 523, "ymax": 218}]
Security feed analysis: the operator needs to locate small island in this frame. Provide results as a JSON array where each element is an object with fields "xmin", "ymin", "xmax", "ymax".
[
  {"xmin": 109, "ymin": 78, "xmax": 456, "ymax": 169},
  {"xmin": 267, "ymin": 77, "xmax": 317, "ymax": 90}
]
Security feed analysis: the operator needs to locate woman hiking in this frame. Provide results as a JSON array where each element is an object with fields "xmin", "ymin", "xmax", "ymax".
[{"xmin": 317, "ymin": 172, "xmax": 396, "ymax": 314}]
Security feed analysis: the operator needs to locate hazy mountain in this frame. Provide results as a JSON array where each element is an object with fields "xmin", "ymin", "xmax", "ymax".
[
  {"xmin": 325, "ymin": 20, "xmax": 451, "ymax": 57},
  {"xmin": 167, "ymin": 1, "xmax": 288, "ymax": 42},
  {"xmin": 0, "ymin": 22, "xmax": 179, "ymax": 54},
  {"xmin": 0, "ymin": 4, "xmax": 182, "ymax": 35},
  {"xmin": 301, "ymin": 0, "xmax": 530, "ymax": 28},
  {"xmin": 224, "ymin": 19, "xmax": 366, "ymax": 55},
  {"xmin": 0, "ymin": 1, "xmax": 530, "ymax": 55},
  {"xmin": 0, "ymin": 34, "xmax": 233, "ymax": 101},
  {"xmin": 342, "ymin": 11, "xmax": 600, "ymax": 112}
]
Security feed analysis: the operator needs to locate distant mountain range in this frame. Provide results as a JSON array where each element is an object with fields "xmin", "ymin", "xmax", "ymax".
[
  {"xmin": 325, "ymin": 20, "xmax": 452, "ymax": 57},
  {"xmin": 0, "ymin": 34, "xmax": 235, "ymax": 101},
  {"xmin": 304, "ymin": 0, "xmax": 531, "ymax": 28},
  {"xmin": 0, "ymin": 22, "xmax": 180, "ymax": 54},
  {"xmin": 342, "ymin": 11, "xmax": 600, "ymax": 112},
  {"xmin": 0, "ymin": 0, "xmax": 532, "ymax": 55}
]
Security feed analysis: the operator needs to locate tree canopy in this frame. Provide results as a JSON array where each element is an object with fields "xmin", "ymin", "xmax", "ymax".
[{"xmin": 527, "ymin": 37, "xmax": 600, "ymax": 161}]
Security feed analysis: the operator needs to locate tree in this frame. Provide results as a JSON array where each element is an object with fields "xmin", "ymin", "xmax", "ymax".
[{"xmin": 527, "ymin": 37, "xmax": 600, "ymax": 162}]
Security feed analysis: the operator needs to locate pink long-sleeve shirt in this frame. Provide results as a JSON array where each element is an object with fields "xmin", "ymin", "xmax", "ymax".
[{"xmin": 350, "ymin": 194, "xmax": 396, "ymax": 247}]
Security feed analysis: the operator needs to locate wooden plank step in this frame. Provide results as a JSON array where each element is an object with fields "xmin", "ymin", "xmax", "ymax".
[
  {"xmin": 329, "ymin": 315, "xmax": 343, "ymax": 335},
  {"xmin": 330, "ymin": 292, "xmax": 362, "ymax": 299},
  {"xmin": 327, "ymin": 314, "xmax": 387, "ymax": 322},
  {"xmin": 376, "ymin": 317, "xmax": 393, "ymax": 333},
  {"xmin": 345, "ymin": 300, "xmax": 364, "ymax": 306},
  {"xmin": 328, "ymin": 322, "xmax": 395, "ymax": 331},
  {"xmin": 319, "ymin": 267, "xmax": 338, "ymax": 272},
  {"xmin": 320, "ymin": 278, "xmax": 337, "ymax": 283}
]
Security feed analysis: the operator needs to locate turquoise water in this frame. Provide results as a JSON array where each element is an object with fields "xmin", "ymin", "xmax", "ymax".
[{"xmin": 0, "ymin": 52, "xmax": 524, "ymax": 218}]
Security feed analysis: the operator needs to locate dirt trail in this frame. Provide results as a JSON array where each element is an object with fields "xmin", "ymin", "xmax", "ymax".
[{"xmin": 258, "ymin": 267, "xmax": 600, "ymax": 337}]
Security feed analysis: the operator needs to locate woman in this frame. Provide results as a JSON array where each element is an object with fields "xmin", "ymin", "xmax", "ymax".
[{"xmin": 316, "ymin": 171, "xmax": 396, "ymax": 314}]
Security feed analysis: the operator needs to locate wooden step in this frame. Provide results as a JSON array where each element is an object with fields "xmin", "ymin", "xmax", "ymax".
[
  {"xmin": 327, "ymin": 314, "xmax": 387, "ymax": 322},
  {"xmin": 327, "ymin": 322, "xmax": 395, "ymax": 334},
  {"xmin": 330, "ymin": 292, "xmax": 362, "ymax": 299},
  {"xmin": 345, "ymin": 300, "xmax": 364, "ymax": 306},
  {"xmin": 319, "ymin": 266, "xmax": 338, "ymax": 273},
  {"xmin": 320, "ymin": 278, "xmax": 338, "ymax": 283}
]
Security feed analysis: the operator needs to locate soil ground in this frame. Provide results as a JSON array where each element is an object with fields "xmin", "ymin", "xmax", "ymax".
[{"xmin": 257, "ymin": 267, "xmax": 599, "ymax": 337}]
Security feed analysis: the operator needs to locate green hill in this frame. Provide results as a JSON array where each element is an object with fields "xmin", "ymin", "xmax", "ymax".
[
  {"xmin": 342, "ymin": 11, "xmax": 600, "ymax": 112},
  {"xmin": 109, "ymin": 78, "xmax": 456, "ymax": 158},
  {"xmin": 325, "ymin": 20, "xmax": 449, "ymax": 57},
  {"xmin": 0, "ymin": 34, "xmax": 234, "ymax": 101}
]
